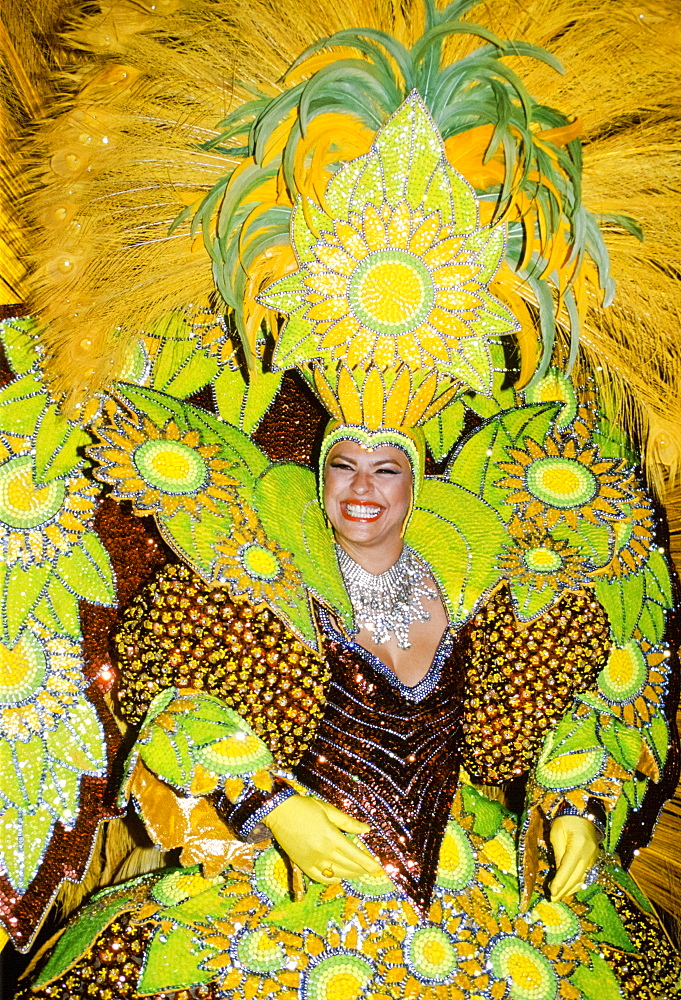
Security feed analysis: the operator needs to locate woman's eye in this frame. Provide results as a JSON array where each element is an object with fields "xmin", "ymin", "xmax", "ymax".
[
  {"xmin": 376, "ymin": 468, "xmax": 400, "ymax": 475},
  {"xmin": 329, "ymin": 462, "xmax": 353, "ymax": 470}
]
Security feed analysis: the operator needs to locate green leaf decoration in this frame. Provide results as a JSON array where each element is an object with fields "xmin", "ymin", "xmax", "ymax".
[
  {"xmin": 643, "ymin": 550, "xmax": 672, "ymax": 608},
  {"xmin": 442, "ymin": 337, "xmax": 493, "ymax": 394},
  {"xmin": 157, "ymin": 509, "xmax": 216, "ymax": 579},
  {"xmin": 116, "ymin": 382, "xmax": 189, "ymax": 430},
  {"xmin": 80, "ymin": 531, "xmax": 115, "ymax": 602},
  {"xmin": 33, "ymin": 882, "xmax": 152, "ymax": 987},
  {"xmin": 0, "ymin": 740, "xmax": 28, "ymax": 808},
  {"xmin": 0, "ymin": 372, "xmax": 46, "ymax": 435},
  {"xmin": 213, "ymin": 365, "xmax": 247, "ymax": 425},
  {"xmin": 423, "ymin": 399, "xmax": 466, "ymax": 462},
  {"xmin": 42, "ymin": 759, "xmax": 81, "ymax": 820},
  {"xmin": 605, "ymin": 793, "xmax": 629, "ymax": 851},
  {"xmin": 49, "ymin": 699, "xmax": 107, "ymax": 771},
  {"xmin": 4, "ymin": 561, "xmax": 52, "ymax": 642},
  {"xmin": 138, "ymin": 925, "xmax": 217, "ymax": 994},
  {"xmin": 242, "ymin": 370, "xmax": 283, "ymax": 434},
  {"xmin": 155, "ymin": 878, "xmax": 232, "ymax": 926},
  {"xmin": 46, "ymin": 576, "xmax": 82, "ymax": 638},
  {"xmin": 570, "ymin": 952, "xmax": 622, "ymax": 1000},
  {"xmin": 270, "ymin": 309, "xmax": 318, "ymax": 371},
  {"xmin": 0, "ymin": 804, "xmax": 55, "ymax": 892},
  {"xmin": 593, "ymin": 573, "xmax": 644, "ymax": 645},
  {"xmin": 255, "ymin": 463, "xmax": 352, "ymax": 636},
  {"xmin": 551, "ymin": 521, "xmax": 613, "ymax": 570},
  {"xmin": 649, "ymin": 713, "xmax": 669, "ymax": 768},
  {"xmin": 14, "ymin": 735, "xmax": 46, "ymax": 808},
  {"xmin": 637, "ymin": 598, "xmax": 665, "ymax": 645},
  {"xmin": 508, "ymin": 579, "xmax": 557, "ymax": 622},
  {"xmin": 406, "ymin": 479, "xmax": 507, "ymax": 623},
  {"xmin": 264, "ymin": 882, "xmax": 345, "ymax": 936},
  {"xmin": 601, "ymin": 861, "xmax": 655, "ymax": 916},
  {"xmin": 161, "ymin": 350, "xmax": 219, "ymax": 401},
  {"xmin": 622, "ymin": 775, "xmax": 648, "ymax": 810},
  {"xmin": 34, "ymin": 404, "xmax": 92, "ymax": 485},
  {"xmin": 460, "ymin": 783, "xmax": 505, "ymax": 839},
  {"xmin": 0, "ymin": 317, "xmax": 39, "ymax": 376},
  {"xmin": 55, "ymin": 536, "xmax": 115, "ymax": 606},
  {"xmin": 598, "ymin": 718, "xmax": 642, "ymax": 771},
  {"xmin": 378, "ymin": 94, "xmax": 445, "ymax": 208},
  {"xmin": 140, "ymin": 724, "xmax": 194, "ymax": 791},
  {"xmin": 448, "ymin": 402, "xmax": 560, "ymax": 518},
  {"xmin": 586, "ymin": 892, "xmax": 636, "ymax": 951},
  {"xmin": 545, "ymin": 715, "xmax": 601, "ymax": 760}
]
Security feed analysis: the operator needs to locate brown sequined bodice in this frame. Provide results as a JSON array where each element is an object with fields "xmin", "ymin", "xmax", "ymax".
[{"xmin": 293, "ymin": 611, "xmax": 465, "ymax": 911}]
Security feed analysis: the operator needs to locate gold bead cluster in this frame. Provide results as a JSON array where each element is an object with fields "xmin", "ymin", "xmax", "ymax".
[
  {"xmin": 115, "ymin": 563, "xmax": 330, "ymax": 768},
  {"xmin": 462, "ymin": 586, "xmax": 610, "ymax": 782}
]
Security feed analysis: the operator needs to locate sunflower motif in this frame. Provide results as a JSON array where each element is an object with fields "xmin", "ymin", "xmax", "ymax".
[
  {"xmin": 214, "ymin": 510, "xmax": 305, "ymax": 610},
  {"xmin": 0, "ymin": 447, "xmax": 98, "ymax": 568},
  {"xmin": 596, "ymin": 488, "xmax": 655, "ymax": 580},
  {"xmin": 191, "ymin": 308, "xmax": 238, "ymax": 366},
  {"xmin": 497, "ymin": 436, "xmax": 634, "ymax": 530},
  {"xmin": 498, "ymin": 526, "xmax": 591, "ymax": 592},
  {"xmin": 0, "ymin": 622, "xmax": 87, "ymax": 741},
  {"xmin": 260, "ymin": 94, "xmax": 518, "ymax": 388},
  {"xmin": 88, "ymin": 410, "xmax": 239, "ymax": 518},
  {"xmin": 524, "ymin": 369, "xmax": 598, "ymax": 439},
  {"xmin": 292, "ymin": 201, "xmax": 514, "ymax": 370}
]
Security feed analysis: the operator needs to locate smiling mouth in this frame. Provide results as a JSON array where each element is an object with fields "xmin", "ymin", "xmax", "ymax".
[{"xmin": 341, "ymin": 502, "xmax": 384, "ymax": 522}]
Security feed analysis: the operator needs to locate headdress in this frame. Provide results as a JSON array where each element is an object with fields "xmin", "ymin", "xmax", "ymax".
[{"xmin": 0, "ymin": 0, "xmax": 679, "ymax": 953}]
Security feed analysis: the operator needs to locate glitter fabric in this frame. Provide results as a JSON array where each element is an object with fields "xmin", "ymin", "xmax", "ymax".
[
  {"xmin": 295, "ymin": 616, "xmax": 462, "ymax": 911},
  {"xmin": 114, "ymin": 563, "xmax": 330, "ymax": 768},
  {"xmin": 462, "ymin": 585, "xmax": 610, "ymax": 782}
]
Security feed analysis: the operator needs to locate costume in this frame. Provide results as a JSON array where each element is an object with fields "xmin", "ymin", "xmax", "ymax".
[{"xmin": 0, "ymin": 1, "xmax": 680, "ymax": 998}]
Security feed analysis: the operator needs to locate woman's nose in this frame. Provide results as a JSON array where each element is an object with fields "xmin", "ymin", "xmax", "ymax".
[{"xmin": 351, "ymin": 470, "xmax": 372, "ymax": 494}]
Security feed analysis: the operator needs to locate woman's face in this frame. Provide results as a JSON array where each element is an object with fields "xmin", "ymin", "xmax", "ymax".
[{"xmin": 323, "ymin": 440, "xmax": 413, "ymax": 553}]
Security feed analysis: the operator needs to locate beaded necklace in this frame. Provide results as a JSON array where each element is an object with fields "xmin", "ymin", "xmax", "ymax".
[{"xmin": 336, "ymin": 543, "xmax": 437, "ymax": 649}]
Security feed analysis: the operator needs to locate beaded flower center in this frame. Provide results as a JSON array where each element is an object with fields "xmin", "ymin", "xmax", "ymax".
[
  {"xmin": 0, "ymin": 629, "xmax": 46, "ymax": 704},
  {"xmin": 347, "ymin": 249, "xmax": 435, "ymax": 336},
  {"xmin": 133, "ymin": 439, "xmax": 208, "ymax": 495},
  {"xmin": 0, "ymin": 455, "xmax": 66, "ymax": 528},
  {"xmin": 525, "ymin": 458, "xmax": 597, "ymax": 508}
]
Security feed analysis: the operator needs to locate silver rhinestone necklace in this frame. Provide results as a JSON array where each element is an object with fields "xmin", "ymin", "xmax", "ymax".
[{"xmin": 336, "ymin": 543, "xmax": 437, "ymax": 649}]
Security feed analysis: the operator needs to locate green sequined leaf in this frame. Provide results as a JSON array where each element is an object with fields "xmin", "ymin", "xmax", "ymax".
[
  {"xmin": 407, "ymin": 480, "xmax": 507, "ymax": 624},
  {"xmin": 649, "ymin": 713, "xmax": 669, "ymax": 767},
  {"xmin": 255, "ymin": 462, "xmax": 351, "ymax": 638},
  {"xmin": 164, "ymin": 350, "xmax": 219, "ymax": 400},
  {"xmin": 115, "ymin": 382, "xmax": 189, "ymax": 430},
  {"xmin": 570, "ymin": 950, "xmax": 630, "ymax": 1000},
  {"xmin": 637, "ymin": 598, "xmax": 665, "ymax": 644},
  {"xmin": 271, "ymin": 309, "xmax": 319, "ymax": 371},
  {"xmin": 51, "ymin": 697, "xmax": 106, "ymax": 770},
  {"xmin": 138, "ymin": 924, "xmax": 217, "ymax": 994},
  {"xmin": 213, "ymin": 365, "xmax": 247, "ymax": 426},
  {"xmin": 46, "ymin": 576, "xmax": 82, "ymax": 638},
  {"xmin": 14, "ymin": 735, "xmax": 46, "ymax": 808},
  {"xmin": 33, "ymin": 883, "xmax": 151, "ymax": 987},
  {"xmin": 55, "ymin": 539, "xmax": 114, "ymax": 606},
  {"xmin": 0, "ymin": 372, "xmax": 46, "ymax": 435},
  {"xmin": 140, "ymin": 724, "xmax": 194, "ymax": 790},
  {"xmin": 422, "ymin": 162, "xmax": 453, "ymax": 221},
  {"xmin": 242, "ymin": 371, "xmax": 283, "ymax": 434},
  {"xmin": 446, "ymin": 166, "xmax": 478, "ymax": 235},
  {"xmin": 258, "ymin": 271, "xmax": 306, "ymax": 314},
  {"xmin": 4, "ymin": 561, "xmax": 52, "ymax": 642},
  {"xmin": 643, "ymin": 550, "xmax": 672, "ymax": 607},
  {"xmin": 0, "ymin": 740, "xmax": 28, "ymax": 808},
  {"xmin": 460, "ymin": 784, "xmax": 505, "ymax": 839},
  {"xmin": 263, "ymin": 882, "xmax": 344, "ymax": 935},
  {"xmin": 551, "ymin": 521, "xmax": 613, "ymax": 569},
  {"xmin": 602, "ymin": 861, "xmax": 655, "ymax": 915},
  {"xmin": 34, "ymin": 404, "xmax": 92, "ymax": 485},
  {"xmin": 423, "ymin": 398, "xmax": 466, "ymax": 462},
  {"xmin": 508, "ymin": 579, "xmax": 557, "ymax": 622},
  {"xmin": 349, "ymin": 155, "xmax": 386, "ymax": 216},
  {"xmin": 587, "ymin": 891, "xmax": 636, "ymax": 951},
  {"xmin": 0, "ymin": 803, "xmax": 55, "ymax": 892},
  {"xmin": 157, "ymin": 509, "xmax": 214, "ymax": 579},
  {"xmin": 0, "ymin": 317, "xmax": 39, "ymax": 376},
  {"xmin": 42, "ymin": 758, "xmax": 81, "ymax": 820},
  {"xmin": 593, "ymin": 573, "xmax": 644, "ymax": 645},
  {"xmin": 545, "ymin": 715, "xmax": 601, "ymax": 760},
  {"xmin": 375, "ymin": 95, "xmax": 442, "ymax": 208},
  {"xmin": 449, "ymin": 402, "xmax": 559, "ymax": 516},
  {"xmin": 598, "ymin": 718, "xmax": 642, "ymax": 771}
]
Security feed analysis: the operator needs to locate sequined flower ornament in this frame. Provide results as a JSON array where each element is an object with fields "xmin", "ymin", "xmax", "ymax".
[
  {"xmin": 497, "ymin": 436, "xmax": 635, "ymax": 529},
  {"xmin": 260, "ymin": 93, "xmax": 519, "ymax": 399},
  {"xmin": 0, "ymin": 621, "xmax": 106, "ymax": 891},
  {"xmin": 498, "ymin": 527, "xmax": 591, "ymax": 593},
  {"xmin": 214, "ymin": 511, "xmax": 306, "ymax": 609},
  {"xmin": 88, "ymin": 410, "xmax": 240, "ymax": 518},
  {"xmin": 0, "ymin": 447, "xmax": 98, "ymax": 568}
]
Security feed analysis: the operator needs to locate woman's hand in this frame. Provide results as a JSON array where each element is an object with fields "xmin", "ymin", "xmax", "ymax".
[
  {"xmin": 263, "ymin": 795, "xmax": 384, "ymax": 884},
  {"xmin": 549, "ymin": 815, "xmax": 601, "ymax": 901}
]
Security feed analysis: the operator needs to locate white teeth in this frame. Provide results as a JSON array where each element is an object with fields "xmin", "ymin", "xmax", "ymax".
[{"xmin": 346, "ymin": 503, "xmax": 381, "ymax": 518}]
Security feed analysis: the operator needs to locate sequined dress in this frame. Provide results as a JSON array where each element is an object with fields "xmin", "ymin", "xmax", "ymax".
[{"xmin": 19, "ymin": 567, "xmax": 681, "ymax": 1000}]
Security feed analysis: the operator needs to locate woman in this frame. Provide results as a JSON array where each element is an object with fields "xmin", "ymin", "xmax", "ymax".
[{"xmin": 19, "ymin": 426, "xmax": 679, "ymax": 1000}]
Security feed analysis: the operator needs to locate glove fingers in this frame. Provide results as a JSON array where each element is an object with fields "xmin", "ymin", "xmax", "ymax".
[{"xmin": 319, "ymin": 801, "xmax": 371, "ymax": 834}]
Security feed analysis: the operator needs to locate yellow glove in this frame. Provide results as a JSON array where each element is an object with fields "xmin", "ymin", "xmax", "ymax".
[
  {"xmin": 549, "ymin": 815, "xmax": 601, "ymax": 901},
  {"xmin": 263, "ymin": 795, "xmax": 384, "ymax": 884}
]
